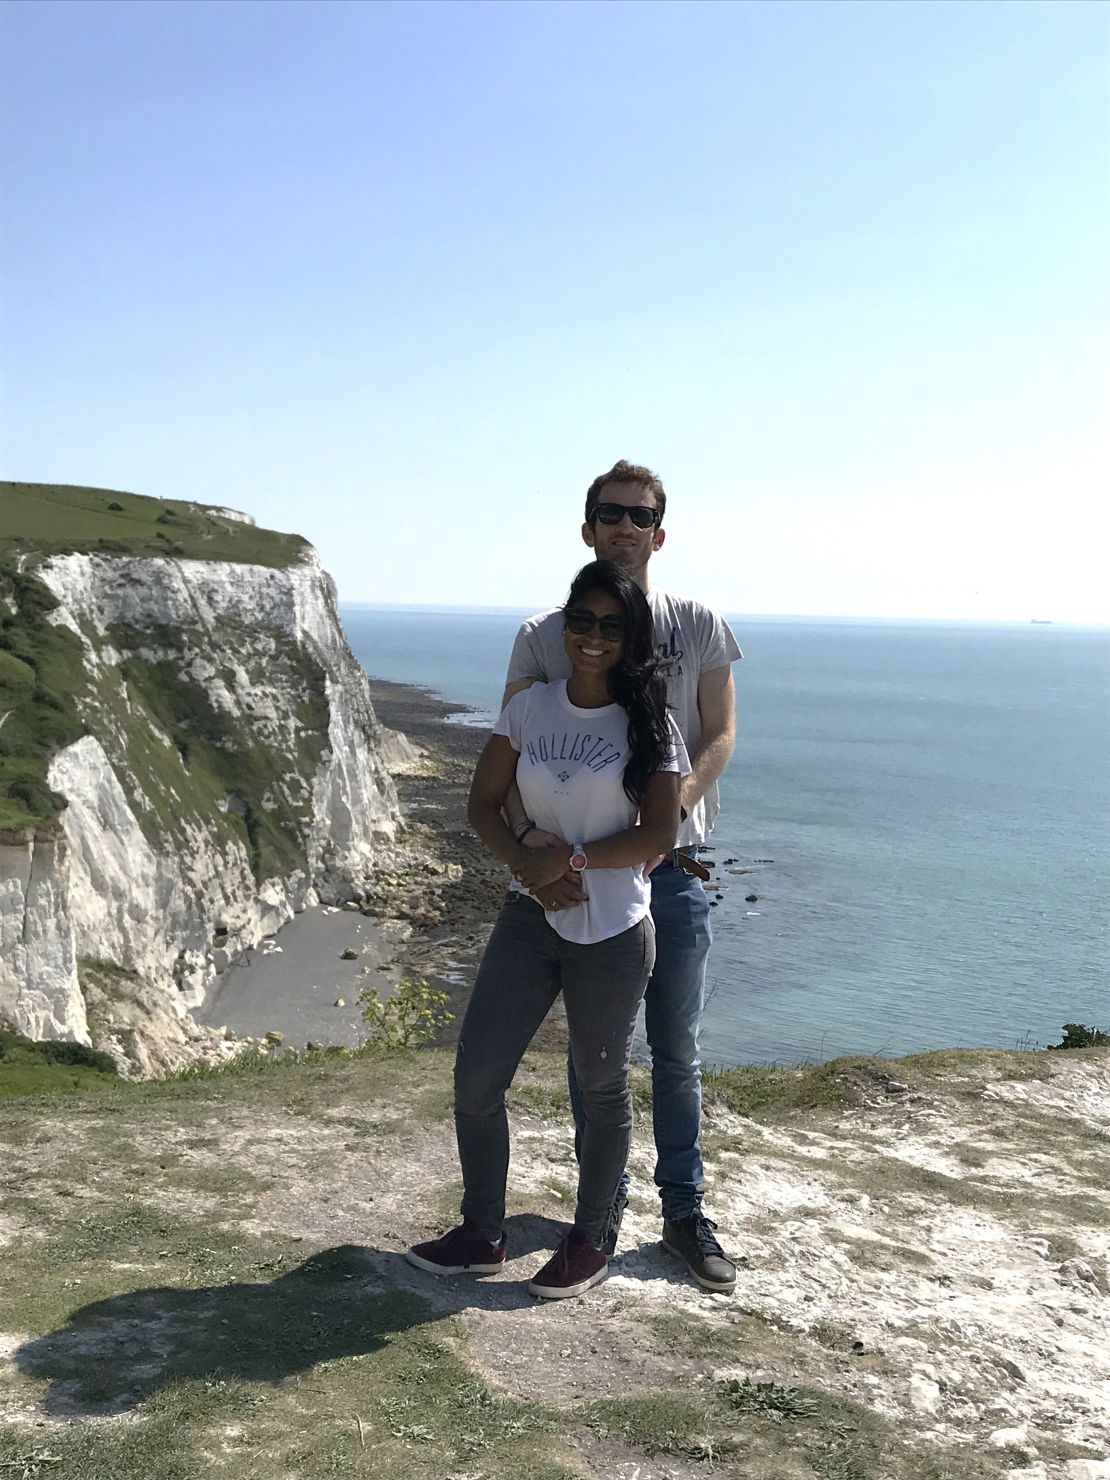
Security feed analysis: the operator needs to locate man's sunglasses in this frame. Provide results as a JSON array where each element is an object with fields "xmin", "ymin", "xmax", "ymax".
[
  {"xmin": 564, "ymin": 607, "xmax": 627, "ymax": 641},
  {"xmin": 590, "ymin": 502, "xmax": 662, "ymax": 530}
]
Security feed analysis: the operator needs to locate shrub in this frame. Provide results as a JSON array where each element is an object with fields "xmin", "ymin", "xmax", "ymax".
[
  {"xmin": 7, "ymin": 776, "xmax": 64, "ymax": 818},
  {"xmin": 359, "ymin": 976, "xmax": 453, "ymax": 1050},
  {"xmin": 0, "ymin": 1027, "xmax": 118, "ymax": 1074},
  {"xmin": 1048, "ymin": 1023, "xmax": 1110, "ymax": 1050},
  {"xmin": 107, "ymin": 500, "xmax": 124, "ymax": 511}
]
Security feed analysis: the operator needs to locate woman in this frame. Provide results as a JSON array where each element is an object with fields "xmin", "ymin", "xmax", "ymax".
[{"xmin": 406, "ymin": 560, "xmax": 688, "ymax": 1299}]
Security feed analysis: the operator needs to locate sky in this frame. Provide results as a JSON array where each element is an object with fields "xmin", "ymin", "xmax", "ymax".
[{"xmin": 1, "ymin": 0, "xmax": 1107, "ymax": 621}]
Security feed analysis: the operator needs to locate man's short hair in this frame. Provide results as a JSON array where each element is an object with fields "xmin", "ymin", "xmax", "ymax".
[{"xmin": 584, "ymin": 459, "xmax": 667, "ymax": 524}]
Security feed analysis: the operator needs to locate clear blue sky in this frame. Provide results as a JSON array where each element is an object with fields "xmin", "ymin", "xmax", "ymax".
[{"xmin": 2, "ymin": 0, "xmax": 1107, "ymax": 620}]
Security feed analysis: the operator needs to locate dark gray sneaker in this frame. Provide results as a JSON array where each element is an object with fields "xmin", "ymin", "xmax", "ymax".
[
  {"xmin": 661, "ymin": 1213, "xmax": 736, "ymax": 1292},
  {"xmin": 601, "ymin": 1188, "xmax": 628, "ymax": 1257}
]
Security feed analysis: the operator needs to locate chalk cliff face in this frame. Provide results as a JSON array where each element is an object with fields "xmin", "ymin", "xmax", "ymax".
[{"xmin": 0, "ymin": 544, "xmax": 401, "ymax": 1068}]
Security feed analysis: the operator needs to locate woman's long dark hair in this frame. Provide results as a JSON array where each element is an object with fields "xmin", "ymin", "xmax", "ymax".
[{"xmin": 564, "ymin": 560, "xmax": 671, "ymax": 806}]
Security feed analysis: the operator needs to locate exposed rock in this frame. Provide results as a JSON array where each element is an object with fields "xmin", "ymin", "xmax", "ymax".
[
  {"xmin": 0, "ymin": 545, "xmax": 402, "ymax": 1071},
  {"xmin": 994, "ymin": 1353, "xmax": 1028, "ymax": 1383},
  {"xmin": 1058, "ymin": 1258, "xmax": 1097, "ymax": 1287},
  {"xmin": 378, "ymin": 725, "xmax": 422, "ymax": 773},
  {"xmin": 909, "ymin": 1372, "xmax": 941, "ymax": 1412},
  {"xmin": 989, "ymin": 1426, "xmax": 1037, "ymax": 1460}
]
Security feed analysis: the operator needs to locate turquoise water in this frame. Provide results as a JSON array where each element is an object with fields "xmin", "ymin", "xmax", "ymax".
[{"xmin": 342, "ymin": 605, "xmax": 1109, "ymax": 1068}]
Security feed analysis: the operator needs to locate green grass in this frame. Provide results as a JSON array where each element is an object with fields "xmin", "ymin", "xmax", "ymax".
[
  {"xmin": 0, "ymin": 1028, "xmax": 119, "ymax": 1098},
  {"xmin": 582, "ymin": 1380, "xmax": 1006, "ymax": 1479},
  {"xmin": 702, "ymin": 1044, "xmax": 1110, "ymax": 1125},
  {"xmin": 703, "ymin": 1056, "xmax": 884, "ymax": 1121},
  {"xmin": 0, "ymin": 481, "xmax": 308, "ymax": 569},
  {"xmin": 0, "ymin": 1283, "xmax": 567, "ymax": 1480}
]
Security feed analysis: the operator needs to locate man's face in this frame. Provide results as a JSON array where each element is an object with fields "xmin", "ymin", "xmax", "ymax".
[{"xmin": 581, "ymin": 481, "xmax": 665, "ymax": 575}]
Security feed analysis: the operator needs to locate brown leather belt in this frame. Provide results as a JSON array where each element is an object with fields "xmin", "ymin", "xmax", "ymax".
[{"xmin": 672, "ymin": 846, "xmax": 711, "ymax": 882}]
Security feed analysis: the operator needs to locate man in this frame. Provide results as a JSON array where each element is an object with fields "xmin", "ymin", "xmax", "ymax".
[{"xmin": 502, "ymin": 459, "xmax": 742, "ymax": 1292}]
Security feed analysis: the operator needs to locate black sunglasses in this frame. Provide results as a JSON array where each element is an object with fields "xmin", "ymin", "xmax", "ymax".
[
  {"xmin": 564, "ymin": 607, "xmax": 627, "ymax": 641},
  {"xmin": 591, "ymin": 501, "xmax": 661, "ymax": 529}
]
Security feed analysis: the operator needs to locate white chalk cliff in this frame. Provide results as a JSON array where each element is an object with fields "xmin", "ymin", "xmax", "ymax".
[{"xmin": 0, "ymin": 541, "xmax": 401, "ymax": 1069}]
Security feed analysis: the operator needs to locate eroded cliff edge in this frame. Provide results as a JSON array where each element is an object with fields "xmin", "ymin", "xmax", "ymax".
[{"xmin": 0, "ymin": 487, "xmax": 403, "ymax": 1072}]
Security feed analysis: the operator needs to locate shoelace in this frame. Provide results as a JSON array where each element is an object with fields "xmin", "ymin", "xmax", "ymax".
[{"xmin": 691, "ymin": 1215, "xmax": 725, "ymax": 1256}]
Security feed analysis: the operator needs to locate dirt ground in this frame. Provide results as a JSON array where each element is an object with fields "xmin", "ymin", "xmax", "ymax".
[{"xmin": 1, "ymin": 1043, "xmax": 1107, "ymax": 1480}]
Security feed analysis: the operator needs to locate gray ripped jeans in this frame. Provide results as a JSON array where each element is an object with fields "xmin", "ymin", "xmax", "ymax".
[{"xmin": 454, "ymin": 892, "xmax": 655, "ymax": 1246}]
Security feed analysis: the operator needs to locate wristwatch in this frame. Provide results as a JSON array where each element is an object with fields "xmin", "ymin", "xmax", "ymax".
[{"xmin": 569, "ymin": 843, "xmax": 588, "ymax": 872}]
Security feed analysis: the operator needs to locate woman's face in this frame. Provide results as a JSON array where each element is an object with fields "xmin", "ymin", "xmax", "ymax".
[{"xmin": 563, "ymin": 587, "xmax": 626, "ymax": 679}]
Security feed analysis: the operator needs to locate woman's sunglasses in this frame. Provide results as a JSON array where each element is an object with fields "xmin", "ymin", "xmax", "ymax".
[
  {"xmin": 591, "ymin": 502, "xmax": 662, "ymax": 529},
  {"xmin": 564, "ymin": 607, "xmax": 627, "ymax": 641}
]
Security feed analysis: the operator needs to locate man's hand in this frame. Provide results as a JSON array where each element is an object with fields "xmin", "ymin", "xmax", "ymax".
[
  {"xmin": 643, "ymin": 853, "xmax": 666, "ymax": 877},
  {"xmin": 513, "ymin": 844, "xmax": 574, "ymax": 892},
  {"xmin": 520, "ymin": 827, "xmax": 564, "ymax": 850}
]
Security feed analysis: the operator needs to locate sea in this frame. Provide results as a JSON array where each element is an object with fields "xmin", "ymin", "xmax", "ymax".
[{"xmin": 341, "ymin": 605, "xmax": 1109, "ymax": 1069}]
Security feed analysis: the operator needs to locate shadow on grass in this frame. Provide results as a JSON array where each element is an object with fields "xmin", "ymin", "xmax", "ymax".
[{"xmin": 15, "ymin": 1239, "xmax": 544, "ymax": 1419}]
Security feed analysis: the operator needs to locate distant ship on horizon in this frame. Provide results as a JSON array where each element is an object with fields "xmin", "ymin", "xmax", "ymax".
[{"xmin": 1030, "ymin": 619, "xmax": 1053, "ymax": 624}]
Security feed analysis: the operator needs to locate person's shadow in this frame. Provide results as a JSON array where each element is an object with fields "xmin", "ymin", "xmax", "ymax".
[{"xmin": 15, "ymin": 1219, "xmax": 563, "ymax": 1419}]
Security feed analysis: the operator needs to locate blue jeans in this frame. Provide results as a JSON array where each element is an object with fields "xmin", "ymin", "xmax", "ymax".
[{"xmin": 569, "ymin": 859, "xmax": 711, "ymax": 1222}]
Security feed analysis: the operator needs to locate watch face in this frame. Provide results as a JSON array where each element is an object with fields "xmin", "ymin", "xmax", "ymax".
[{"xmin": 570, "ymin": 850, "xmax": 587, "ymax": 872}]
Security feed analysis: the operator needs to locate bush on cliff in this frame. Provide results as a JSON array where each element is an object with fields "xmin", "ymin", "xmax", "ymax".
[
  {"xmin": 0, "ymin": 562, "xmax": 86, "ymax": 829},
  {"xmin": 1048, "ymin": 1022, "xmax": 1110, "ymax": 1050}
]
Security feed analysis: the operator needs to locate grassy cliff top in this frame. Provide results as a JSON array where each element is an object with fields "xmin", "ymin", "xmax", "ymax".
[
  {"xmin": 0, "ymin": 481, "xmax": 309, "ymax": 568},
  {"xmin": 1, "ymin": 1038, "xmax": 1107, "ymax": 1479}
]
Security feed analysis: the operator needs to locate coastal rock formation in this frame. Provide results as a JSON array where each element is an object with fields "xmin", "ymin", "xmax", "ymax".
[{"xmin": 0, "ymin": 534, "xmax": 402, "ymax": 1070}]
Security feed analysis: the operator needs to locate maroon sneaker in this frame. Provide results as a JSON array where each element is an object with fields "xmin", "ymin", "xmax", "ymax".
[
  {"xmin": 405, "ymin": 1221, "xmax": 506, "ymax": 1276},
  {"xmin": 528, "ymin": 1229, "xmax": 608, "ymax": 1299}
]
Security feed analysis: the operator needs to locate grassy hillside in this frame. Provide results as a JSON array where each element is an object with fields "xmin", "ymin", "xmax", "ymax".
[
  {"xmin": 0, "ymin": 482, "xmax": 318, "ymax": 834},
  {"xmin": 0, "ymin": 482, "xmax": 308, "ymax": 568}
]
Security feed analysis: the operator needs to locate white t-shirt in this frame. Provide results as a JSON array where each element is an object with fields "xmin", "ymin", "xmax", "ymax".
[
  {"xmin": 505, "ymin": 588, "xmax": 742, "ymax": 847},
  {"xmin": 494, "ymin": 680, "xmax": 690, "ymax": 945}
]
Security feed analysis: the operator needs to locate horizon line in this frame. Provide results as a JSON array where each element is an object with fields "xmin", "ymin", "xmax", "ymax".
[{"xmin": 339, "ymin": 602, "xmax": 1110, "ymax": 629}]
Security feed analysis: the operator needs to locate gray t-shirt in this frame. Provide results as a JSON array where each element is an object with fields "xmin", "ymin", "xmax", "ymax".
[{"xmin": 505, "ymin": 587, "xmax": 742, "ymax": 847}]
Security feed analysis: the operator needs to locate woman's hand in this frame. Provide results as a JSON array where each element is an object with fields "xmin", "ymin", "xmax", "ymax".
[
  {"xmin": 534, "ymin": 873, "xmax": 588, "ymax": 910},
  {"xmin": 512, "ymin": 843, "xmax": 573, "ymax": 892},
  {"xmin": 519, "ymin": 830, "xmax": 588, "ymax": 909}
]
